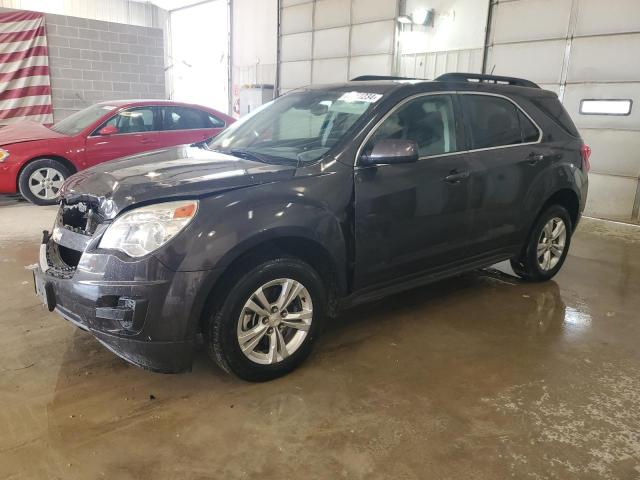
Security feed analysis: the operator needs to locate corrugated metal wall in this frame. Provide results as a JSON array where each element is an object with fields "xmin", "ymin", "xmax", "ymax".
[
  {"xmin": 485, "ymin": 0, "xmax": 640, "ymax": 222},
  {"xmin": 278, "ymin": 0, "xmax": 399, "ymax": 93},
  {"xmin": 399, "ymin": 47, "xmax": 483, "ymax": 79}
]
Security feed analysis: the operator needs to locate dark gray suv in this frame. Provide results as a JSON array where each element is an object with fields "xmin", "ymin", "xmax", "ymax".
[{"xmin": 32, "ymin": 73, "xmax": 589, "ymax": 381}]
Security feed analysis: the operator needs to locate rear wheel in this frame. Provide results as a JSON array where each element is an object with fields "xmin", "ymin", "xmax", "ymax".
[
  {"xmin": 511, "ymin": 205, "xmax": 572, "ymax": 282},
  {"xmin": 18, "ymin": 159, "xmax": 71, "ymax": 205},
  {"xmin": 205, "ymin": 257, "xmax": 326, "ymax": 381}
]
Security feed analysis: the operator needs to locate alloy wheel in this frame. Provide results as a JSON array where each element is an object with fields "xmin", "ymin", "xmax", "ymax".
[
  {"xmin": 237, "ymin": 278, "xmax": 313, "ymax": 365},
  {"xmin": 28, "ymin": 167, "xmax": 65, "ymax": 201},
  {"xmin": 537, "ymin": 217, "xmax": 566, "ymax": 271}
]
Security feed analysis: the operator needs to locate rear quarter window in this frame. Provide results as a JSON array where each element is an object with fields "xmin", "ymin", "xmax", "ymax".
[{"xmin": 530, "ymin": 96, "xmax": 580, "ymax": 137}]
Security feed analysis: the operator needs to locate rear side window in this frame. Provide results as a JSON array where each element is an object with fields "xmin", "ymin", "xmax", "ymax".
[
  {"xmin": 208, "ymin": 114, "xmax": 225, "ymax": 128},
  {"xmin": 531, "ymin": 95, "xmax": 580, "ymax": 137},
  {"xmin": 162, "ymin": 106, "xmax": 215, "ymax": 130},
  {"xmin": 462, "ymin": 95, "xmax": 539, "ymax": 149}
]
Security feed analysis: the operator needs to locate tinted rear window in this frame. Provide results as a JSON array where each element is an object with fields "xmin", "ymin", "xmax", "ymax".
[
  {"xmin": 531, "ymin": 95, "xmax": 580, "ymax": 137},
  {"xmin": 463, "ymin": 95, "xmax": 537, "ymax": 149}
]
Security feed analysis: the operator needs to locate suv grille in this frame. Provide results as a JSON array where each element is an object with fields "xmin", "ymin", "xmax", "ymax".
[
  {"xmin": 59, "ymin": 201, "xmax": 102, "ymax": 235},
  {"xmin": 46, "ymin": 201, "xmax": 104, "ymax": 276}
]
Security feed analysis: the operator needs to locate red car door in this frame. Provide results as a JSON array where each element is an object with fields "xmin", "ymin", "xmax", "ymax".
[
  {"xmin": 157, "ymin": 106, "xmax": 226, "ymax": 148},
  {"xmin": 84, "ymin": 106, "xmax": 162, "ymax": 167}
]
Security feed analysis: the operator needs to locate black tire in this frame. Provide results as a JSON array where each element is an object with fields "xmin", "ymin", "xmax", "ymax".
[
  {"xmin": 205, "ymin": 257, "xmax": 327, "ymax": 382},
  {"xmin": 18, "ymin": 158, "xmax": 71, "ymax": 205},
  {"xmin": 511, "ymin": 204, "xmax": 572, "ymax": 282}
]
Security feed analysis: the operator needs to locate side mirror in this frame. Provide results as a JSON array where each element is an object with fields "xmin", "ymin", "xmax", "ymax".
[
  {"xmin": 98, "ymin": 125, "xmax": 118, "ymax": 136},
  {"xmin": 360, "ymin": 138, "xmax": 419, "ymax": 166}
]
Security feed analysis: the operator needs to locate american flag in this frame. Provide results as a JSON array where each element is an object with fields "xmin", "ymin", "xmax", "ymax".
[{"xmin": 0, "ymin": 10, "xmax": 53, "ymax": 125}]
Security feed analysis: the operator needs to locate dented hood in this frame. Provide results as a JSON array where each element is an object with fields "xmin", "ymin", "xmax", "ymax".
[{"xmin": 60, "ymin": 145, "xmax": 297, "ymax": 218}]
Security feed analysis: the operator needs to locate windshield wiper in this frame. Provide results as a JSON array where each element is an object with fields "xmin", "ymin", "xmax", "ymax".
[
  {"xmin": 229, "ymin": 148, "xmax": 273, "ymax": 164},
  {"xmin": 191, "ymin": 138, "xmax": 212, "ymax": 149},
  {"xmin": 209, "ymin": 147, "xmax": 296, "ymax": 165}
]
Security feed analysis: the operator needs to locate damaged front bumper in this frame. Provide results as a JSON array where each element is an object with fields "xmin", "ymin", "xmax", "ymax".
[{"xmin": 32, "ymin": 228, "xmax": 212, "ymax": 373}]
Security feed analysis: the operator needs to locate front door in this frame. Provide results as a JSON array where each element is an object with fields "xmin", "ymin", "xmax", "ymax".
[
  {"xmin": 354, "ymin": 93, "xmax": 473, "ymax": 290},
  {"xmin": 84, "ymin": 106, "xmax": 161, "ymax": 167}
]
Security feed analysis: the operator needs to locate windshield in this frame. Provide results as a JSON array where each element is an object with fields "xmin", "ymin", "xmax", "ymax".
[
  {"xmin": 208, "ymin": 90, "xmax": 382, "ymax": 164},
  {"xmin": 50, "ymin": 104, "xmax": 118, "ymax": 135}
]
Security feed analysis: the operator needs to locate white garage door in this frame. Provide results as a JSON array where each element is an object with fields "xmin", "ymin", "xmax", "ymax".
[
  {"xmin": 278, "ymin": 0, "xmax": 398, "ymax": 92},
  {"xmin": 485, "ymin": 0, "xmax": 640, "ymax": 222}
]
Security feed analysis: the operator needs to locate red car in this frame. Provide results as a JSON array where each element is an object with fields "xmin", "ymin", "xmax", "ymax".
[{"xmin": 0, "ymin": 100, "xmax": 234, "ymax": 205}]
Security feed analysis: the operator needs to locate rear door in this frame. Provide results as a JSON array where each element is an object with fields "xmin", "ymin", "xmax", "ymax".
[
  {"xmin": 354, "ymin": 93, "xmax": 473, "ymax": 289},
  {"xmin": 158, "ymin": 106, "xmax": 226, "ymax": 148},
  {"xmin": 460, "ymin": 93, "xmax": 547, "ymax": 256},
  {"xmin": 84, "ymin": 106, "xmax": 161, "ymax": 167}
]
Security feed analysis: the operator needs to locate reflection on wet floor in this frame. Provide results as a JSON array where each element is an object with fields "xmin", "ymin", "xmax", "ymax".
[{"xmin": 1, "ymin": 213, "xmax": 639, "ymax": 480}]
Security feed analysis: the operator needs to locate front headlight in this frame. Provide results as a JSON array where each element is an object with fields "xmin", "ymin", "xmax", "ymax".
[
  {"xmin": 100, "ymin": 200, "xmax": 198, "ymax": 257},
  {"xmin": 0, "ymin": 148, "xmax": 10, "ymax": 162}
]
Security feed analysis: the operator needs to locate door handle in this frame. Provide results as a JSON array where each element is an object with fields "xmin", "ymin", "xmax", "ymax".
[
  {"xmin": 527, "ymin": 152, "xmax": 545, "ymax": 165},
  {"xmin": 444, "ymin": 170, "xmax": 470, "ymax": 184},
  {"xmin": 140, "ymin": 137, "xmax": 153, "ymax": 144}
]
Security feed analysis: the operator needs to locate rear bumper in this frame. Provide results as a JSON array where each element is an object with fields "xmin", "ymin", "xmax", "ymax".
[{"xmin": 33, "ymin": 241, "xmax": 216, "ymax": 373}]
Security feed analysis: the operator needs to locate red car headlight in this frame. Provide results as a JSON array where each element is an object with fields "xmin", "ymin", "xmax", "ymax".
[{"xmin": 0, "ymin": 148, "xmax": 9, "ymax": 162}]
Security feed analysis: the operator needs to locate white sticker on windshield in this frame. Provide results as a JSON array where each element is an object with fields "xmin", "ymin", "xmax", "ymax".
[{"xmin": 338, "ymin": 92, "xmax": 383, "ymax": 103}]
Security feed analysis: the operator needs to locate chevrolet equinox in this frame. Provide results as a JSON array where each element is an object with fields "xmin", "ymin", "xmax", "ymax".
[{"xmin": 32, "ymin": 73, "xmax": 589, "ymax": 381}]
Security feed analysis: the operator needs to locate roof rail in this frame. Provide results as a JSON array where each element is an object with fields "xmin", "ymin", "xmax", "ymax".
[
  {"xmin": 351, "ymin": 75, "xmax": 420, "ymax": 81},
  {"xmin": 435, "ymin": 72, "xmax": 540, "ymax": 89}
]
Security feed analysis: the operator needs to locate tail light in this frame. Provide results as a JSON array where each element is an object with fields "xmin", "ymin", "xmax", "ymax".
[{"xmin": 580, "ymin": 144, "xmax": 591, "ymax": 173}]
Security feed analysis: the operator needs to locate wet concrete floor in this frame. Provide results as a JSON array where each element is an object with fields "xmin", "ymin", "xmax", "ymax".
[{"xmin": 1, "ymin": 202, "xmax": 639, "ymax": 479}]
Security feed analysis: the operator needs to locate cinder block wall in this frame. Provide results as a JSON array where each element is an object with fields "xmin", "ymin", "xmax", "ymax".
[{"xmin": 45, "ymin": 13, "xmax": 166, "ymax": 121}]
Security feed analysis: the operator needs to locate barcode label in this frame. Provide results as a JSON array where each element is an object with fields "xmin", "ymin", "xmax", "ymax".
[{"xmin": 338, "ymin": 92, "xmax": 383, "ymax": 103}]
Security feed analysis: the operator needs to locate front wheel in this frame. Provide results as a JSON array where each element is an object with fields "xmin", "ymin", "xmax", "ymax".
[
  {"xmin": 511, "ymin": 205, "xmax": 572, "ymax": 282},
  {"xmin": 18, "ymin": 159, "xmax": 71, "ymax": 205},
  {"xmin": 205, "ymin": 257, "xmax": 327, "ymax": 381}
]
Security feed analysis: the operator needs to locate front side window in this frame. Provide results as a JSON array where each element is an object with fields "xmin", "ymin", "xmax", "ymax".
[
  {"xmin": 366, "ymin": 94, "xmax": 459, "ymax": 157},
  {"xmin": 462, "ymin": 95, "xmax": 539, "ymax": 149},
  {"xmin": 100, "ymin": 107, "xmax": 157, "ymax": 134},
  {"xmin": 208, "ymin": 89, "xmax": 381, "ymax": 164}
]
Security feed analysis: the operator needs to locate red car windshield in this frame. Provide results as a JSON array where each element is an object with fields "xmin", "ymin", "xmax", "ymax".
[{"xmin": 50, "ymin": 104, "xmax": 118, "ymax": 136}]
